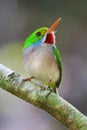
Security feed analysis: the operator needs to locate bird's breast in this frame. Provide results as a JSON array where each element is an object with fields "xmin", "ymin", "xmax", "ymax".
[{"xmin": 23, "ymin": 44, "xmax": 59, "ymax": 84}]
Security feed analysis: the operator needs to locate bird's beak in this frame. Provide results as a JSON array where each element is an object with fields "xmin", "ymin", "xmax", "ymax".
[{"xmin": 47, "ymin": 17, "xmax": 61, "ymax": 33}]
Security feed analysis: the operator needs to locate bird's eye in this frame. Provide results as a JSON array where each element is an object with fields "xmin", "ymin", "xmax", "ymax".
[{"xmin": 36, "ymin": 32, "xmax": 41, "ymax": 36}]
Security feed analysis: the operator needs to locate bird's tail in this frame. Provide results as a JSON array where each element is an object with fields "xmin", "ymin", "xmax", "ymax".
[{"xmin": 54, "ymin": 88, "xmax": 59, "ymax": 95}]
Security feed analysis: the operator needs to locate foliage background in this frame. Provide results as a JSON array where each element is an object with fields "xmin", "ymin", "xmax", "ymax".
[{"xmin": 0, "ymin": 0, "xmax": 87, "ymax": 130}]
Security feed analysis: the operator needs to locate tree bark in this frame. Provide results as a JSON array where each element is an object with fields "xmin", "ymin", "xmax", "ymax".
[{"xmin": 0, "ymin": 64, "xmax": 87, "ymax": 130}]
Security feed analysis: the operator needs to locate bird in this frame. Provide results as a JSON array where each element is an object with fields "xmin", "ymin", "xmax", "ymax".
[{"xmin": 23, "ymin": 18, "xmax": 62, "ymax": 93}]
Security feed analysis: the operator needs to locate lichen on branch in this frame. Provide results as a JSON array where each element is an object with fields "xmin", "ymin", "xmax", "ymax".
[{"xmin": 0, "ymin": 64, "xmax": 87, "ymax": 130}]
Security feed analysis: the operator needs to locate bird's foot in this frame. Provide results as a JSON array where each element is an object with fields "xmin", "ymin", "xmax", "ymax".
[
  {"xmin": 22, "ymin": 76, "xmax": 34, "ymax": 82},
  {"xmin": 39, "ymin": 85, "xmax": 52, "ymax": 96},
  {"xmin": 41, "ymin": 84, "xmax": 48, "ymax": 90},
  {"xmin": 40, "ymin": 84, "xmax": 54, "ymax": 93}
]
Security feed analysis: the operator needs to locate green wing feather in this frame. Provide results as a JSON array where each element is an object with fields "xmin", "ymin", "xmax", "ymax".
[{"xmin": 53, "ymin": 46, "xmax": 62, "ymax": 87}]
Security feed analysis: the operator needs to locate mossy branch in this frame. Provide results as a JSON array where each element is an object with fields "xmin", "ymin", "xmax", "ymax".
[{"xmin": 0, "ymin": 64, "xmax": 87, "ymax": 130}]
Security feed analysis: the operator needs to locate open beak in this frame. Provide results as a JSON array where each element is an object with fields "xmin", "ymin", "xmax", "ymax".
[{"xmin": 47, "ymin": 17, "xmax": 61, "ymax": 33}]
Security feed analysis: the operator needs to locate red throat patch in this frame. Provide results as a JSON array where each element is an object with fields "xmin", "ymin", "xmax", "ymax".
[{"xmin": 45, "ymin": 33, "xmax": 55, "ymax": 45}]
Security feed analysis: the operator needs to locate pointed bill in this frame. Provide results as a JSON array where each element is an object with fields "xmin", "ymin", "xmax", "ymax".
[{"xmin": 47, "ymin": 17, "xmax": 61, "ymax": 33}]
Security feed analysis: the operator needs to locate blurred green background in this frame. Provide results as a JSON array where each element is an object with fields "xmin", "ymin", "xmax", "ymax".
[{"xmin": 0, "ymin": 0, "xmax": 87, "ymax": 130}]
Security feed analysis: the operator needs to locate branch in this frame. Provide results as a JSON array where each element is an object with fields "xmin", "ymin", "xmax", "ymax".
[{"xmin": 0, "ymin": 64, "xmax": 87, "ymax": 130}]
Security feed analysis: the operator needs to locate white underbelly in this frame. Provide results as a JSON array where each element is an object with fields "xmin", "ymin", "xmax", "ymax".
[{"xmin": 23, "ymin": 44, "xmax": 59, "ymax": 83}]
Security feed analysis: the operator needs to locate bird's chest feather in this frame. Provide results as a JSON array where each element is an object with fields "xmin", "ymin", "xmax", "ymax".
[{"xmin": 23, "ymin": 44, "xmax": 59, "ymax": 83}]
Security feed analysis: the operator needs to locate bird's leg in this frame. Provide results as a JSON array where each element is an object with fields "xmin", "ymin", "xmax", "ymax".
[
  {"xmin": 23, "ymin": 77, "xmax": 47, "ymax": 89},
  {"xmin": 22, "ymin": 77, "xmax": 52, "ymax": 96},
  {"xmin": 55, "ymin": 88, "xmax": 59, "ymax": 95},
  {"xmin": 23, "ymin": 76, "xmax": 34, "ymax": 81}
]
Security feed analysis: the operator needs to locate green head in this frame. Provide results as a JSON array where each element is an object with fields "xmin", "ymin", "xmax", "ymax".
[
  {"xmin": 23, "ymin": 27, "xmax": 48, "ymax": 49},
  {"xmin": 23, "ymin": 18, "xmax": 61, "ymax": 49}
]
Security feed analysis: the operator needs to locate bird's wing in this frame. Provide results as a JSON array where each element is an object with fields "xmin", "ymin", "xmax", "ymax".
[{"xmin": 52, "ymin": 45, "xmax": 62, "ymax": 87}]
